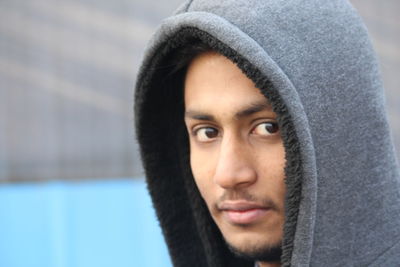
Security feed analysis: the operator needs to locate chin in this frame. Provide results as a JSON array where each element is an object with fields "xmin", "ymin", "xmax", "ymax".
[
  {"xmin": 222, "ymin": 229, "xmax": 282, "ymax": 262},
  {"xmin": 226, "ymin": 237, "xmax": 282, "ymax": 262}
]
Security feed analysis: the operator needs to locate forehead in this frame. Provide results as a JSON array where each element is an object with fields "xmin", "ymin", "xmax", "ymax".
[{"xmin": 184, "ymin": 52, "xmax": 270, "ymax": 116}]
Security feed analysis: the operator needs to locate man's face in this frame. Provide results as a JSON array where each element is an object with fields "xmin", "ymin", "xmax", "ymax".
[{"xmin": 184, "ymin": 51, "xmax": 286, "ymax": 260}]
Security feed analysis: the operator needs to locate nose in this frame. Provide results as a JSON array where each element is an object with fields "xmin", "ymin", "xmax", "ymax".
[{"xmin": 213, "ymin": 135, "xmax": 257, "ymax": 189}]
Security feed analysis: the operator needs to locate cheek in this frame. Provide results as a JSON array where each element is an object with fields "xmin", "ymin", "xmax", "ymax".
[
  {"xmin": 189, "ymin": 145, "xmax": 216, "ymax": 203},
  {"xmin": 256, "ymin": 143, "xmax": 286, "ymax": 202}
]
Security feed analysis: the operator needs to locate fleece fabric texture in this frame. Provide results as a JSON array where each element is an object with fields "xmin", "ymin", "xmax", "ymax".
[{"xmin": 134, "ymin": 0, "xmax": 400, "ymax": 266}]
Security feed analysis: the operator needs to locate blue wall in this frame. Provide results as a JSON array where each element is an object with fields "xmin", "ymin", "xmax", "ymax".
[{"xmin": 0, "ymin": 179, "xmax": 172, "ymax": 267}]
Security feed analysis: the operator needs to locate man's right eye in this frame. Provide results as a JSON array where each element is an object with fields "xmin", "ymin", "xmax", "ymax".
[{"xmin": 194, "ymin": 127, "xmax": 219, "ymax": 142}]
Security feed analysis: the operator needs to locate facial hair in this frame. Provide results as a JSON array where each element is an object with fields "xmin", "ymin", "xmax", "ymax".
[
  {"xmin": 216, "ymin": 189, "xmax": 282, "ymax": 263},
  {"xmin": 226, "ymin": 240, "xmax": 282, "ymax": 263}
]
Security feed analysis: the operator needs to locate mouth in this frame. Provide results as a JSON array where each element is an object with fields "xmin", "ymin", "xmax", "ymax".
[{"xmin": 218, "ymin": 201, "xmax": 271, "ymax": 225}]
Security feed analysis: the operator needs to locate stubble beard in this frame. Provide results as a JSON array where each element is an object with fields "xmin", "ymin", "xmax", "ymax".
[
  {"xmin": 215, "ymin": 190, "xmax": 283, "ymax": 263},
  {"xmin": 225, "ymin": 238, "xmax": 282, "ymax": 263}
]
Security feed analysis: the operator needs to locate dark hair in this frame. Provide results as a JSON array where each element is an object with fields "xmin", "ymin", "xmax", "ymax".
[{"xmin": 167, "ymin": 40, "xmax": 213, "ymax": 76}]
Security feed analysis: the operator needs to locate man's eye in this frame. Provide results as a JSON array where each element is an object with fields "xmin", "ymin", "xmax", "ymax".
[
  {"xmin": 252, "ymin": 122, "xmax": 279, "ymax": 136},
  {"xmin": 194, "ymin": 127, "xmax": 219, "ymax": 142}
]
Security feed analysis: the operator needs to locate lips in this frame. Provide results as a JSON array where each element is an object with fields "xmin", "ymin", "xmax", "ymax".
[{"xmin": 219, "ymin": 201, "xmax": 271, "ymax": 225}]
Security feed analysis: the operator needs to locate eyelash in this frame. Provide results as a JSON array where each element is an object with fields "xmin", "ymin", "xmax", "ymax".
[
  {"xmin": 191, "ymin": 121, "xmax": 279, "ymax": 143},
  {"xmin": 192, "ymin": 126, "xmax": 220, "ymax": 142},
  {"xmin": 251, "ymin": 121, "xmax": 279, "ymax": 136}
]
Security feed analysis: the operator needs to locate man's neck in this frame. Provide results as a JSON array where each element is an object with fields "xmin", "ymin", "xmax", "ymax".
[{"xmin": 256, "ymin": 261, "xmax": 281, "ymax": 267}]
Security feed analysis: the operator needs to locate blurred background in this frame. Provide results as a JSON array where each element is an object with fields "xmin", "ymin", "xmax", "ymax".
[{"xmin": 0, "ymin": 0, "xmax": 398, "ymax": 266}]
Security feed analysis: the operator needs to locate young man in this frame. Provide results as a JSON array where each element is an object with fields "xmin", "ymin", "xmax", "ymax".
[
  {"xmin": 184, "ymin": 50, "xmax": 285, "ymax": 267},
  {"xmin": 135, "ymin": 0, "xmax": 400, "ymax": 266}
]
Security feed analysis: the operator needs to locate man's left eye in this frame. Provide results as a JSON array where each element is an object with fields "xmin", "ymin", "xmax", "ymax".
[{"xmin": 251, "ymin": 122, "xmax": 279, "ymax": 136}]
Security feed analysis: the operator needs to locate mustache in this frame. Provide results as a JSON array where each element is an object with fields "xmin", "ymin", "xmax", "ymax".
[{"xmin": 215, "ymin": 190, "xmax": 280, "ymax": 211}]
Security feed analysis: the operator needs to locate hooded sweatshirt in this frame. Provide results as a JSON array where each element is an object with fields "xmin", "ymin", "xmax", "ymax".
[{"xmin": 134, "ymin": 0, "xmax": 400, "ymax": 266}]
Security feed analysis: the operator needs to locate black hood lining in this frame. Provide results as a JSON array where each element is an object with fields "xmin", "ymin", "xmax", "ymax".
[{"xmin": 135, "ymin": 27, "xmax": 303, "ymax": 267}]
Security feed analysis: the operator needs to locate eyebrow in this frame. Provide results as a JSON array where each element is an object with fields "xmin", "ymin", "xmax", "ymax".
[
  {"xmin": 184, "ymin": 100, "xmax": 272, "ymax": 121},
  {"xmin": 235, "ymin": 101, "xmax": 272, "ymax": 119}
]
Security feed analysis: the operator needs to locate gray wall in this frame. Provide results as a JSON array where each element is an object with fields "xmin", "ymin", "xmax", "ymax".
[
  {"xmin": 0, "ymin": 0, "xmax": 183, "ymax": 181},
  {"xmin": 351, "ymin": 0, "xmax": 400, "ymax": 153},
  {"xmin": 0, "ymin": 0, "xmax": 398, "ymax": 182}
]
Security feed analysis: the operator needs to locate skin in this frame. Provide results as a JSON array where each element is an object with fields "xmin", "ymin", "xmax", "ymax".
[{"xmin": 184, "ymin": 51, "xmax": 286, "ymax": 267}]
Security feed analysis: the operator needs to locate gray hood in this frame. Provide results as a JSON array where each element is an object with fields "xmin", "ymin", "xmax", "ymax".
[{"xmin": 134, "ymin": 0, "xmax": 400, "ymax": 266}]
